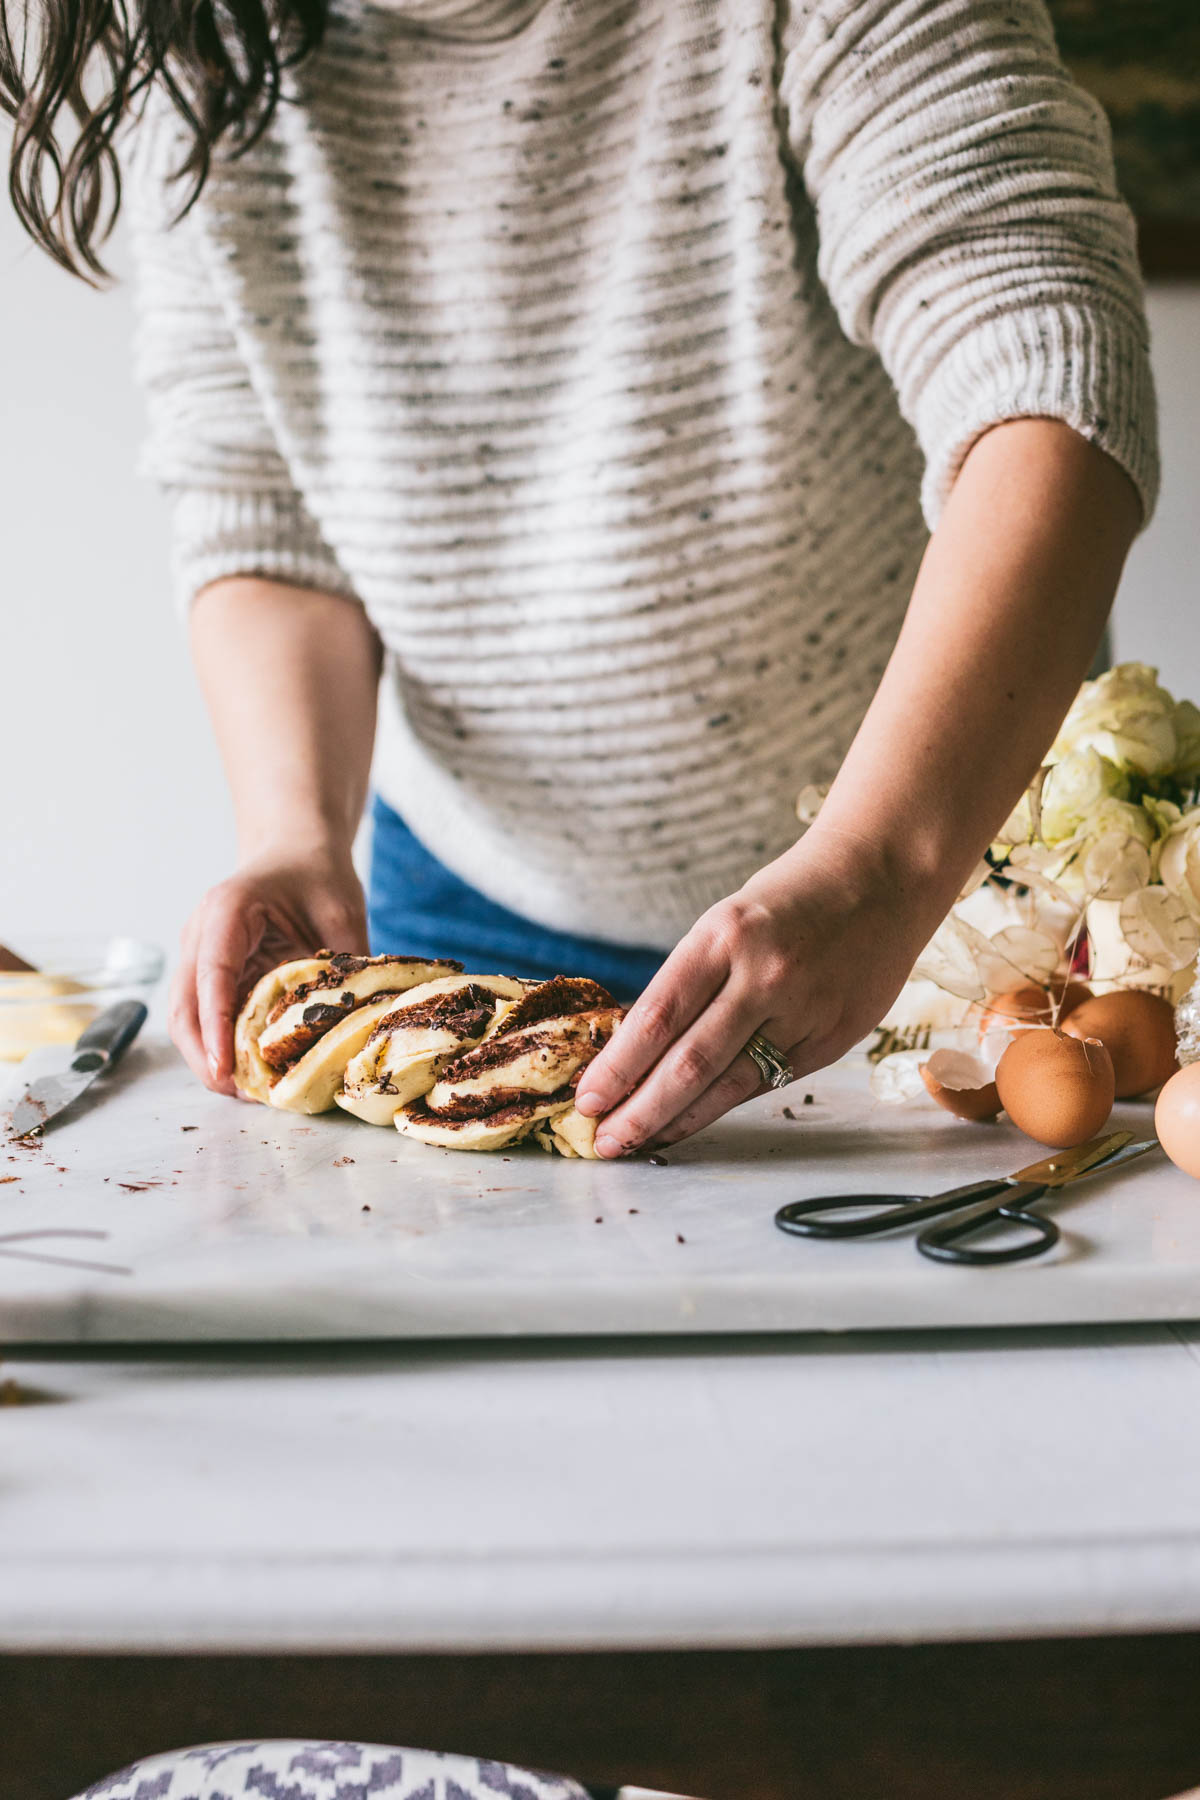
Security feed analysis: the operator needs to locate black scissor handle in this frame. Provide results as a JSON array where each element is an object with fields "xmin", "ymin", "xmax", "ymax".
[
  {"xmin": 775, "ymin": 1183, "xmax": 1005, "ymax": 1241},
  {"xmin": 917, "ymin": 1197, "xmax": 1059, "ymax": 1266}
]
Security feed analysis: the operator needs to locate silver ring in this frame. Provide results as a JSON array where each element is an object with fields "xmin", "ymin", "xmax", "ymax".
[{"xmin": 744, "ymin": 1030, "xmax": 793, "ymax": 1091}]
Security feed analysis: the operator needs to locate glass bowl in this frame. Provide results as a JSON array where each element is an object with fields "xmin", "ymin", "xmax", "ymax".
[{"xmin": 0, "ymin": 935, "xmax": 164, "ymax": 1062}]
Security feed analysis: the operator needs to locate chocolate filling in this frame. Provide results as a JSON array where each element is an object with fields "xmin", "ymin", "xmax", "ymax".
[
  {"xmin": 261, "ymin": 981, "xmax": 460, "ymax": 1076},
  {"xmin": 367, "ymin": 983, "xmax": 501, "ymax": 1048},
  {"xmin": 490, "ymin": 976, "xmax": 616, "ymax": 1039},
  {"xmin": 439, "ymin": 1025, "xmax": 561, "ymax": 1084},
  {"xmin": 406, "ymin": 1086, "xmax": 576, "ymax": 1131},
  {"xmin": 264, "ymin": 953, "xmax": 463, "ymax": 1026}
]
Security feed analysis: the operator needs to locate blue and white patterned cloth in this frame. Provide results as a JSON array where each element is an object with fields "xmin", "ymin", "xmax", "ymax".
[{"xmin": 75, "ymin": 1742, "xmax": 597, "ymax": 1800}]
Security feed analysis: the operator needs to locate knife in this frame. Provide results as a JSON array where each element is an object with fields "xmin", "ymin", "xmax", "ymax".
[{"xmin": 10, "ymin": 1000, "xmax": 147, "ymax": 1137}]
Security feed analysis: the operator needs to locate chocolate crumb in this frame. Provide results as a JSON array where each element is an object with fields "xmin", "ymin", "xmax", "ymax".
[
  {"xmin": 334, "ymin": 1156, "xmax": 355, "ymax": 1167},
  {"xmin": 594, "ymin": 1216, "xmax": 603, "ymax": 1224},
  {"xmin": 647, "ymin": 1153, "xmax": 669, "ymax": 1167},
  {"xmin": 181, "ymin": 1126, "xmax": 198, "ymax": 1132},
  {"xmin": 0, "ymin": 1176, "xmax": 16, "ymax": 1185},
  {"xmin": 804, "ymin": 1094, "xmax": 814, "ymax": 1105},
  {"xmin": 361, "ymin": 1204, "xmax": 371, "ymax": 1212},
  {"xmin": 676, "ymin": 1233, "xmax": 686, "ymax": 1244},
  {"xmin": 628, "ymin": 1208, "xmax": 639, "ymax": 1214},
  {"xmin": 782, "ymin": 1106, "xmax": 796, "ymax": 1120}
]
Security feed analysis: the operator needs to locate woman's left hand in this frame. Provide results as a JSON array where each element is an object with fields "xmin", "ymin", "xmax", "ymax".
[{"xmin": 572, "ymin": 833, "xmax": 935, "ymax": 1156}]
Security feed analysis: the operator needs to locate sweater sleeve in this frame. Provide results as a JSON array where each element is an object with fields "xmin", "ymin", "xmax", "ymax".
[
  {"xmin": 125, "ymin": 104, "xmax": 357, "ymax": 611},
  {"xmin": 779, "ymin": 0, "xmax": 1159, "ymax": 528}
]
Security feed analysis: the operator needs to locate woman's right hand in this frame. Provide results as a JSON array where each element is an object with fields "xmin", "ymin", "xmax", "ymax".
[{"xmin": 170, "ymin": 849, "xmax": 368, "ymax": 1095}]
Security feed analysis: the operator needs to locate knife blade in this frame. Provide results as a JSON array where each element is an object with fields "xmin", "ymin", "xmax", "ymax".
[{"xmin": 10, "ymin": 1000, "xmax": 148, "ymax": 1136}]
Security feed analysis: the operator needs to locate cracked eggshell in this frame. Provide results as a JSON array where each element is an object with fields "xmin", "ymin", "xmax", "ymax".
[{"xmin": 919, "ymin": 1050, "xmax": 1001, "ymax": 1121}]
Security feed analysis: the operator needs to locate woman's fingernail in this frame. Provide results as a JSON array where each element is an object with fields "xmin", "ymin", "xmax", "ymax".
[
  {"xmin": 594, "ymin": 1133, "xmax": 623, "ymax": 1158},
  {"xmin": 574, "ymin": 1092, "xmax": 604, "ymax": 1117},
  {"xmin": 207, "ymin": 1052, "xmax": 221, "ymax": 1080}
]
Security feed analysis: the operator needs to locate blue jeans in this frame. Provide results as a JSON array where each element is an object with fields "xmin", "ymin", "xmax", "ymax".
[{"xmin": 367, "ymin": 795, "xmax": 665, "ymax": 1005}]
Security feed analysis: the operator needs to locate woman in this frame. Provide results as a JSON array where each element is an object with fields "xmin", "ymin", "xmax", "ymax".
[{"xmin": 4, "ymin": 0, "xmax": 1155, "ymax": 1156}]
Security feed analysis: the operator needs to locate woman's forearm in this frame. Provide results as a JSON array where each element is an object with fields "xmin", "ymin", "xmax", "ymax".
[
  {"xmin": 575, "ymin": 419, "xmax": 1144, "ymax": 1157},
  {"xmin": 804, "ymin": 419, "xmax": 1143, "ymax": 926},
  {"xmin": 191, "ymin": 577, "xmax": 382, "ymax": 863}
]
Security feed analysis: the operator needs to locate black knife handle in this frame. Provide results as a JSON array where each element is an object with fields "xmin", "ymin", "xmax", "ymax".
[{"xmin": 73, "ymin": 1000, "xmax": 148, "ymax": 1072}]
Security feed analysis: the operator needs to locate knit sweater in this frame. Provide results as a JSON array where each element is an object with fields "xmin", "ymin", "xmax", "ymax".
[{"xmin": 128, "ymin": 0, "xmax": 1159, "ymax": 952}]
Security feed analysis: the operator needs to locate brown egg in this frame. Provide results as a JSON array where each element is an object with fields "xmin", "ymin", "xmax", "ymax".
[
  {"xmin": 977, "ymin": 981, "xmax": 1090, "ymax": 1039},
  {"xmin": 1155, "ymin": 1064, "xmax": 1200, "ymax": 1178},
  {"xmin": 1061, "ymin": 989, "xmax": 1178, "ymax": 1098},
  {"xmin": 995, "ymin": 1028, "xmax": 1115, "ymax": 1148},
  {"xmin": 920, "ymin": 1052, "xmax": 1002, "ymax": 1122}
]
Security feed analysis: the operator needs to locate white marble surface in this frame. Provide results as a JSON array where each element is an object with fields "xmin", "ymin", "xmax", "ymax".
[
  {"xmin": 2, "ymin": 1039, "xmax": 1199, "ymax": 1341},
  {"xmin": 3, "ymin": 1324, "xmax": 1200, "ymax": 1650}
]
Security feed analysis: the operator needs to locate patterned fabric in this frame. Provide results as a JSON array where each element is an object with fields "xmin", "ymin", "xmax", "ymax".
[{"xmin": 75, "ymin": 1742, "xmax": 593, "ymax": 1800}]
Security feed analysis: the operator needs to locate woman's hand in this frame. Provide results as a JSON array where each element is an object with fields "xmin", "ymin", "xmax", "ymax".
[
  {"xmin": 170, "ymin": 849, "xmax": 368, "ymax": 1096},
  {"xmin": 573, "ymin": 833, "xmax": 934, "ymax": 1156},
  {"xmin": 174, "ymin": 576, "xmax": 383, "ymax": 1095}
]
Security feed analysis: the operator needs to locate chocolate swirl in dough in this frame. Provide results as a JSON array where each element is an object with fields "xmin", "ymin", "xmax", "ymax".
[
  {"xmin": 396, "ymin": 976, "xmax": 624, "ymax": 1157},
  {"xmin": 336, "ymin": 974, "xmax": 530, "ymax": 1126},
  {"xmin": 235, "ymin": 950, "xmax": 462, "ymax": 1113}
]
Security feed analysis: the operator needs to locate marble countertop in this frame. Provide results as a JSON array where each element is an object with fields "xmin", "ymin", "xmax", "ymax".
[{"xmin": 3, "ymin": 1040, "xmax": 1199, "ymax": 1341}]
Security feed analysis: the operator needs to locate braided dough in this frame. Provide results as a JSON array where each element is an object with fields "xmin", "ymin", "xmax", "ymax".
[
  {"xmin": 336, "ymin": 974, "xmax": 530, "ymax": 1125},
  {"xmin": 395, "ymin": 977, "xmax": 622, "ymax": 1156},
  {"xmin": 234, "ymin": 960, "xmax": 624, "ymax": 1156},
  {"xmin": 234, "ymin": 951, "xmax": 462, "ymax": 1113}
]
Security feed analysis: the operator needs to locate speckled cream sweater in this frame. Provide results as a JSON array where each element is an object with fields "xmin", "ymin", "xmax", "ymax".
[{"xmin": 129, "ymin": 0, "xmax": 1159, "ymax": 951}]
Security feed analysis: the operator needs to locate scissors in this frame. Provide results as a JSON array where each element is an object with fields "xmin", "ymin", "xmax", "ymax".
[{"xmin": 774, "ymin": 1131, "xmax": 1159, "ymax": 1266}]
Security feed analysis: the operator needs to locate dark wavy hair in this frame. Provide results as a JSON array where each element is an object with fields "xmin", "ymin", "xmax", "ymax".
[{"xmin": 0, "ymin": 0, "xmax": 325, "ymax": 279}]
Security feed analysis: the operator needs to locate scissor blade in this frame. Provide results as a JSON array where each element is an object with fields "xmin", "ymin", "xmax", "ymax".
[{"xmin": 1008, "ymin": 1131, "xmax": 1156, "ymax": 1190}]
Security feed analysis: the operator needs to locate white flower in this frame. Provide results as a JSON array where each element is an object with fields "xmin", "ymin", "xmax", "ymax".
[
  {"xmin": 1050, "ymin": 662, "xmax": 1178, "ymax": 778},
  {"xmin": 1043, "ymin": 799, "xmax": 1157, "ymax": 898},
  {"xmin": 1039, "ymin": 748, "xmax": 1127, "ymax": 844},
  {"xmin": 1156, "ymin": 806, "xmax": 1200, "ymax": 917}
]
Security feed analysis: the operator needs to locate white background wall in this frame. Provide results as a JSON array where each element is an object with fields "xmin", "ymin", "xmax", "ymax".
[{"xmin": 2, "ymin": 202, "xmax": 1198, "ymax": 961}]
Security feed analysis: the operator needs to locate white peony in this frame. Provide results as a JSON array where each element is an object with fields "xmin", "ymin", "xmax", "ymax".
[
  {"xmin": 1039, "ymin": 748, "xmax": 1127, "ymax": 844},
  {"xmin": 1050, "ymin": 662, "xmax": 1178, "ymax": 778}
]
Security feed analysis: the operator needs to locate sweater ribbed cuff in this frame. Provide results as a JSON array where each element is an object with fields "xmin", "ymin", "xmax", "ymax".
[
  {"xmin": 167, "ymin": 485, "xmax": 358, "ymax": 613},
  {"xmin": 915, "ymin": 303, "xmax": 1160, "ymax": 533}
]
